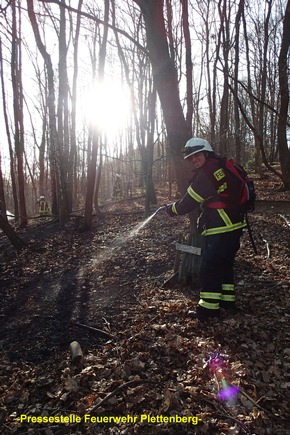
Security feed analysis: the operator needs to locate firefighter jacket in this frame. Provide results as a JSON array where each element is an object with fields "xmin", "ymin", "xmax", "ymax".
[
  {"xmin": 167, "ymin": 154, "xmax": 247, "ymax": 236},
  {"xmin": 39, "ymin": 199, "xmax": 49, "ymax": 214}
]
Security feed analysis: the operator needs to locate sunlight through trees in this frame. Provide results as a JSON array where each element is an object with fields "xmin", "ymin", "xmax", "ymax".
[{"xmin": 0, "ymin": 0, "xmax": 289, "ymax": 231}]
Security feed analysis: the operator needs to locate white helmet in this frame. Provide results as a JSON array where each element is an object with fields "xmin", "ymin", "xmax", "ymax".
[{"xmin": 183, "ymin": 137, "xmax": 213, "ymax": 159}]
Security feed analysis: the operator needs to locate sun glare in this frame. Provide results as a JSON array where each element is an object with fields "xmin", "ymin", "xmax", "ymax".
[{"xmin": 82, "ymin": 80, "xmax": 131, "ymax": 140}]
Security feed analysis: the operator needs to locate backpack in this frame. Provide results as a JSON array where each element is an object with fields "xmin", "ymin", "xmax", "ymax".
[
  {"xmin": 221, "ymin": 156, "xmax": 257, "ymax": 254},
  {"xmin": 222, "ymin": 158, "xmax": 256, "ymax": 212}
]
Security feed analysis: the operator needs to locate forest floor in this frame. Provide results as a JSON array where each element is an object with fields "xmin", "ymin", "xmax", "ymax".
[{"xmin": 0, "ymin": 177, "xmax": 290, "ymax": 435}]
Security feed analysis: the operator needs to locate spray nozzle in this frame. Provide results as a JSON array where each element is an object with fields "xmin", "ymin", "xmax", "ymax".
[
  {"xmin": 146, "ymin": 206, "xmax": 166, "ymax": 220},
  {"xmin": 155, "ymin": 206, "xmax": 166, "ymax": 214}
]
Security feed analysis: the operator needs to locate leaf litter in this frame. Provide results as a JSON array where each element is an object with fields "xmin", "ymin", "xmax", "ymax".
[{"xmin": 0, "ymin": 180, "xmax": 290, "ymax": 434}]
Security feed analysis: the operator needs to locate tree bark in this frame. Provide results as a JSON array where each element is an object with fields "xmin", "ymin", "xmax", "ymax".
[
  {"xmin": 11, "ymin": 0, "xmax": 28, "ymax": 227},
  {"xmin": 84, "ymin": 135, "xmax": 95, "ymax": 230},
  {"xmin": 218, "ymin": 0, "xmax": 230, "ymax": 156},
  {"xmin": 27, "ymin": 0, "xmax": 69, "ymax": 224},
  {"xmin": 0, "ymin": 215, "xmax": 25, "ymax": 250},
  {"xmin": 144, "ymin": 86, "xmax": 157, "ymax": 217},
  {"xmin": 83, "ymin": 0, "xmax": 109, "ymax": 230},
  {"xmin": 234, "ymin": 0, "xmax": 244, "ymax": 162},
  {"xmin": 278, "ymin": 0, "xmax": 290, "ymax": 189},
  {"xmin": 181, "ymin": 0, "xmax": 193, "ymax": 135},
  {"xmin": 58, "ymin": 0, "xmax": 71, "ymax": 212},
  {"xmin": 70, "ymin": 0, "xmax": 83, "ymax": 211},
  {"xmin": 133, "ymin": 0, "xmax": 201, "ymax": 284},
  {"xmin": 0, "ymin": 39, "xmax": 19, "ymax": 221},
  {"xmin": 133, "ymin": 0, "xmax": 190, "ymax": 195}
]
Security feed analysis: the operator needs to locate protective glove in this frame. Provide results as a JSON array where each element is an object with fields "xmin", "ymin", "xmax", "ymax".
[{"xmin": 165, "ymin": 203, "xmax": 176, "ymax": 217}]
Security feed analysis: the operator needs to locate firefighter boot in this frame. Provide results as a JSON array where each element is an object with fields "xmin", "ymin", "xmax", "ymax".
[{"xmin": 188, "ymin": 305, "xmax": 220, "ymax": 322}]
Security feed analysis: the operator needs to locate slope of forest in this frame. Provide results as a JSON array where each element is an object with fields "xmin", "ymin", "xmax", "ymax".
[{"xmin": 0, "ymin": 177, "xmax": 290, "ymax": 435}]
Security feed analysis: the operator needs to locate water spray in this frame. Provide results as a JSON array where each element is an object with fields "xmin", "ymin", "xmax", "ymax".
[
  {"xmin": 90, "ymin": 205, "xmax": 166, "ymax": 267},
  {"xmin": 135, "ymin": 206, "xmax": 166, "ymax": 232},
  {"xmin": 152, "ymin": 205, "xmax": 166, "ymax": 217}
]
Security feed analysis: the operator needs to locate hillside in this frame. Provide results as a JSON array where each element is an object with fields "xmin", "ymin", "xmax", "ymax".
[{"xmin": 0, "ymin": 177, "xmax": 290, "ymax": 434}]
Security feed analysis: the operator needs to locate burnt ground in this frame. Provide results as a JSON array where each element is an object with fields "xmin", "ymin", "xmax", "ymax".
[{"xmin": 0, "ymin": 179, "xmax": 290, "ymax": 435}]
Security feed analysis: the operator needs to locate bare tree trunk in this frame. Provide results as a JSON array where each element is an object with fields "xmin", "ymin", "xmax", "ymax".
[
  {"xmin": 94, "ymin": 144, "xmax": 104, "ymax": 217},
  {"xmin": 144, "ymin": 87, "xmax": 157, "ymax": 217},
  {"xmin": 112, "ymin": 0, "xmax": 162, "ymax": 209},
  {"xmin": 11, "ymin": 0, "xmax": 27, "ymax": 227},
  {"xmin": 38, "ymin": 103, "xmax": 48, "ymax": 197},
  {"xmin": 218, "ymin": 0, "xmax": 230, "ymax": 156},
  {"xmin": 256, "ymin": 0, "xmax": 273, "ymax": 174},
  {"xmin": 0, "ymin": 158, "xmax": 7, "ymax": 220},
  {"xmin": 0, "ymin": 215, "xmax": 25, "ymax": 250},
  {"xmin": 58, "ymin": 0, "xmax": 71, "ymax": 212},
  {"xmin": 242, "ymin": 6, "xmax": 263, "ymax": 174},
  {"xmin": 165, "ymin": 0, "xmax": 175, "ymax": 62},
  {"xmin": 70, "ymin": 0, "xmax": 83, "ymax": 210},
  {"xmin": 278, "ymin": 0, "xmax": 290, "ymax": 189},
  {"xmin": 181, "ymin": 0, "xmax": 193, "ymax": 135},
  {"xmin": 234, "ymin": 0, "xmax": 244, "ymax": 162},
  {"xmin": 84, "ymin": 133, "xmax": 98, "ymax": 229},
  {"xmin": 84, "ymin": 0, "xmax": 109, "ymax": 230},
  {"xmin": 133, "ymin": 0, "xmax": 190, "ymax": 195},
  {"xmin": 0, "ymin": 38, "xmax": 19, "ymax": 220},
  {"xmin": 202, "ymin": 0, "xmax": 219, "ymax": 145},
  {"xmin": 133, "ymin": 0, "xmax": 201, "ymax": 283},
  {"xmin": 27, "ymin": 0, "xmax": 69, "ymax": 224}
]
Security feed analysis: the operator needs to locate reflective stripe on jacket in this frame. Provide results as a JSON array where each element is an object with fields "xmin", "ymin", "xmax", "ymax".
[
  {"xmin": 169, "ymin": 155, "xmax": 246, "ymax": 235},
  {"xmin": 39, "ymin": 200, "xmax": 49, "ymax": 213}
]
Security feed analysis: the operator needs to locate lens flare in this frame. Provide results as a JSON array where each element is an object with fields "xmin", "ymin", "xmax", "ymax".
[
  {"xmin": 217, "ymin": 384, "xmax": 239, "ymax": 401},
  {"xmin": 206, "ymin": 352, "xmax": 239, "ymax": 404}
]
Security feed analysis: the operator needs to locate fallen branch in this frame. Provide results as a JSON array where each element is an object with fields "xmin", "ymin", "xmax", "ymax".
[
  {"xmin": 214, "ymin": 411, "xmax": 251, "ymax": 434},
  {"xmin": 239, "ymin": 389, "xmax": 290, "ymax": 422},
  {"xmin": 198, "ymin": 393, "xmax": 251, "ymax": 433},
  {"xmin": 260, "ymin": 234, "xmax": 271, "ymax": 258},
  {"xmin": 87, "ymin": 379, "xmax": 157, "ymax": 414},
  {"xmin": 162, "ymin": 271, "xmax": 179, "ymax": 288},
  {"xmin": 73, "ymin": 322, "xmax": 116, "ymax": 340},
  {"xmin": 69, "ymin": 341, "xmax": 83, "ymax": 366},
  {"xmin": 278, "ymin": 214, "xmax": 290, "ymax": 228}
]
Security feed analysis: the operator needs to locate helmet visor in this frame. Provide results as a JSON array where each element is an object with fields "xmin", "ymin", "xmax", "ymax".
[{"xmin": 183, "ymin": 145, "xmax": 205, "ymax": 159}]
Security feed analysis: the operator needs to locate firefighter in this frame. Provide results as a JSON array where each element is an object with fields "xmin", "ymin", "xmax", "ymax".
[
  {"xmin": 113, "ymin": 174, "xmax": 122, "ymax": 199},
  {"xmin": 38, "ymin": 196, "xmax": 50, "ymax": 217},
  {"xmin": 165, "ymin": 138, "xmax": 246, "ymax": 322}
]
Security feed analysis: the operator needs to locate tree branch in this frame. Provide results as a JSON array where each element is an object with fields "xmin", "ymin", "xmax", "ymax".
[
  {"xmin": 227, "ymin": 81, "xmax": 284, "ymax": 182},
  {"xmin": 221, "ymin": 67, "xmax": 290, "ymax": 128},
  {"xmin": 38, "ymin": 0, "xmax": 148, "ymax": 54}
]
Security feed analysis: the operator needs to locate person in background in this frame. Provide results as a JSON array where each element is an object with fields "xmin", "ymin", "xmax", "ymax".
[
  {"xmin": 165, "ymin": 138, "xmax": 246, "ymax": 322},
  {"xmin": 38, "ymin": 196, "xmax": 50, "ymax": 217},
  {"xmin": 113, "ymin": 174, "xmax": 122, "ymax": 199}
]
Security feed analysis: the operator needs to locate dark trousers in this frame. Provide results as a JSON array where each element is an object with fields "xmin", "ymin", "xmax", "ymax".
[{"xmin": 198, "ymin": 230, "xmax": 242, "ymax": 313}]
